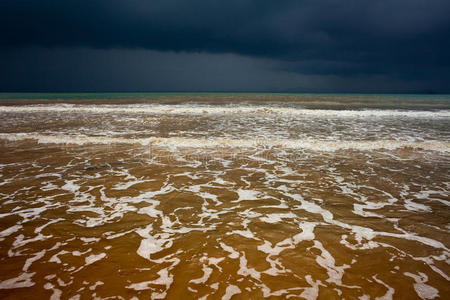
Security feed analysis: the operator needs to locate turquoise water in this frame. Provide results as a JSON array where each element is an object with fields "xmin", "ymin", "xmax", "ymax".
[{"xmin": 0, "ymin": 92, "xmax": 449, "ymax": 100}]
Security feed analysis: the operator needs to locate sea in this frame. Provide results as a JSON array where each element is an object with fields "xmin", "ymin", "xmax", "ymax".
[{"xmin": 0, "ymin": 93, "xmax": 449, "ymax": 299}]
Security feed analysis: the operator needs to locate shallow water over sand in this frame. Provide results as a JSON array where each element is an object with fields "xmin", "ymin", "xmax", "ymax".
[{"xmin": 0, "ymin": 96, "xmax": 449, "ymax": 299}]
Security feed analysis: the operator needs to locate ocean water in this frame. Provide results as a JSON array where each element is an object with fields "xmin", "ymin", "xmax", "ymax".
[{"xmin": 0, "ymin": 93, "xmax": 449, "ymax": 299}]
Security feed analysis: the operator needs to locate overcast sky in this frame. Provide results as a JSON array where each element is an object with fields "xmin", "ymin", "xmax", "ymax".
[{"xmin": 1, "ymin": 0, "xmax": 449, "ymax": 93}]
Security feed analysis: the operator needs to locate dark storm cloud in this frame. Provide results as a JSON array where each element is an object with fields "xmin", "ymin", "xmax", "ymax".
[
  {"xmin": 0, "ymin": 0, "xmax": 449, "ymax": 92},
  {"xmin": 2, "ymin": 47, "xmax": 445, "ymax": 93}
]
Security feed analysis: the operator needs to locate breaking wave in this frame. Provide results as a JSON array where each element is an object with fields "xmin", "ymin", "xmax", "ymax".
[
  {"xmin": 0, "ymin": 133, "xmax": 448, "ymax": 152},
  {"xmin": 1, "ymin": 105, "xmax": 450, "ymax": 119}
]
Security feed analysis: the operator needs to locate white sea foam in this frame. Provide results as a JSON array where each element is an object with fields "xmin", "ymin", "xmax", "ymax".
[
  {"xmin": 35, "ymin": 218, "xmax": 65, "ymax": 234},
  {"xmin": 44, "ymin": 282, "xmax": 63, "ymax": 300},
  {"xmin": 61, "ymin": 180, "xmax": 80, "ymax": 193},
  {"xmin": 238, "ymin": 253, "xmax": 261, "ymax": 280},
  {"xmin": 84, "ymin": 253, "xmax": 106, "ymax": 265},
  {"xmin": 313, "ymin": 241, "xmax": 349, "ymax": 286},
  {"xmin": 234, "ymin": 189, "xmax": 261, "ymax": 202},
  {"xmin": 126, "ymin": 281, "xmax": 153, "ymax": 291},
  {"xmin": 137, "ymin": 233, "xmax": 173, "ymax": 259},
  {"xmin": 149, "ymin": 268, "xmax": 174, "ymax": 299},
  {"xmin": 1, "ymin": 105, "xmax": 449, "ymax": 119},
  {"xmin": 219, "ymin": 242, "xmax": 240, "ymax": 259},
  {"xmin": 49, "ymin": 250, "xmax": 69, "ymax": 264},
  {"xmin": 1, "ymin": 133, "xmax": 448, "ymax": 152},
  {"xmin": 299, "ymin": 275, "xmax": 323, "ymax": 300},
  {"xmin": 404, "ymin": 272, "xmax": 439, "ymax": 299},
  {"xmin": 257, "ymin": 222, "xmax": 316, "ymax": 256},
  {"xmin": 23, "ymin": 250, "xmax": 46, "ymax": 271},
  {"xmin": 89, "ymin": 281, "xmax": 104, "ymax": 291},
  {"xmin": 0, "ymin": 225, "xmax": 22, "ymax": 241},
  {"xmin": 222, "ymin": 285, "xmax": 241, "ymax": 300},
  {"xmin": 189, "ymin": 264, "xmax": 213, "ymax": 284},
  {"xmin": 228, "ymin": 229, "xmax": 260, "ymax": 240},
  {"xmin": 259, "ymin": 212, "xmax": 298, "ymax": 223},
  {"xmin": 374, "ymin": 276, "xmax": 395, "ymax": 300},
  {"xmin": 206, "ymin": 257, "xmax": 224, "ymax": 272},
  {"xmin": 0, "ymin": 272, "xmax": 35, "ymax": 289},
  {"xmin": 80, "ymin": 237, "xmax": 101, "ymax": 243},
  {"xmin": 12, "ymin": 232, "xmax": 50, "ymax": 249}
]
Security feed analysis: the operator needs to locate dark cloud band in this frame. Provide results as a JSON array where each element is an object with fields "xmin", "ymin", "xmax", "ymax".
[{"xmin": 1, "ymin": 0, "xmax": 449, "ymax": 91}]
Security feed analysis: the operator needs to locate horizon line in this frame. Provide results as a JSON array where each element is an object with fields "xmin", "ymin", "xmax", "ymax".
[{"xmin": 1, "ymin": 91, "xmax": 449, "ymax": 96}]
